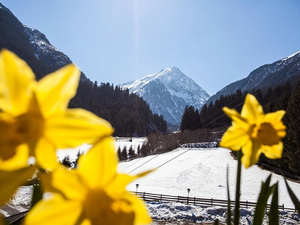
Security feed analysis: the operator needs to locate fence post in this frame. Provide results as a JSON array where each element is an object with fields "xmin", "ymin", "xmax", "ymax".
[
  {"xmin": 282, "ymin": 204, "xmax": 284, "ymax": 211},
  {"xmin": 211, "ymin": 198, "xmax": 213, "ymax": 206},
  {"xmin": 143, "ymin": 192, "xmax": 145, "ymax": 201},
  {"xmin": 177, "ymin": 196, "xmax": 179, "ymax": 202},
  {"xmin": 246, "ymin": 201, "xmax": 248, "ymax": 209},
  {"xmin": 194, "ymin": 197, "xmax": 196, "ymax": 205},
  {"xmin": 161, "ymin": 194, "xmax": 162, "ymax": 202}
]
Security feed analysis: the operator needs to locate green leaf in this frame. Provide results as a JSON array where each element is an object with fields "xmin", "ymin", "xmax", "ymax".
[
  {"xmin": 269, "ymin": 182, "xmax": 279, "ymax": 225},
  {"xmin": 284, "ymin": 178, "xmax": 300, "ymax": 214},
  {"xmin": 226, "ymin": 166, "xmax": 232, "ymax": 225},
  {"xmin": 31, "ymin": 184, "xmax": 43, "ymax": 208},
  {"xmin": 234, "ymin": 150, "xmax": 242, "ymax": 225},
  {"xmin": 252, "ymin": 174, "xmax": 273, "ymax": 225}
]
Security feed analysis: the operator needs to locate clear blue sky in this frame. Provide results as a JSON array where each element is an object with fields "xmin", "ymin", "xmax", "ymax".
[{"xmin": 2, "ymin": 0, "xmax": 300, "ymax": 94}]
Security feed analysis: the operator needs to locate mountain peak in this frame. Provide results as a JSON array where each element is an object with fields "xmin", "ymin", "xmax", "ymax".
[
  {"xmin": 282, "ymin": 50, "xmax": 300, "ymax": 61},
  {"xmin": 120, "ymin": 67, "xmax": 210, "ymax": 124},
  {"xmin": 169, "ymin": 66, "xmax": 181, "ymax": 72},
  {"xmin": 159, "ymin": 66, "xmax": 182, "ymax": 75},
  {"xmin": 207, "ymin": 49, "xmax": 300, "ymax": 104},
  {"xmin": 0, "ymin": 3, "xmax": 14, "ymax": 16}
]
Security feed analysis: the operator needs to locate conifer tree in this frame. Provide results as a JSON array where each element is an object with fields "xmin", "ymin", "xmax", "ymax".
[
  {"xmin": 117, "ymin": 146, "xmax": 122, "ymax": 161},
  {"xmin": 62, "ymin": 155, "xmax": 72, "ymax": 168},
  {"xmin": 121, "ymin": 146, "xmax": 128, "ymax": 161},
  {"xmin": 282, "ymin": 78, "xmax": 300, "ymax": 175},
  {"xmin": 128, "ymin": 145, "xmax": 135, "ymax": 159}
]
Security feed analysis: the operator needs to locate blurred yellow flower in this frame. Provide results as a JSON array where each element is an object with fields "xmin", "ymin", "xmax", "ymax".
[
  {"xmin": 0, "ymin": 49, "xmax": 113, "ymax": 171},
  {"xmin": 24, "ymin": 137, "xmax": 151, "ymax": 225},
  {"xmin": 0, "ymin": 165, "xmax": 36, "ymax": 204},
  {"xmin": 220, "ymin": 93, "xmax": 286, "ymax": 168}
]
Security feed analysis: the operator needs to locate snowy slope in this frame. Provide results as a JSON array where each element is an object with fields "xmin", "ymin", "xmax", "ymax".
[
  {"xmin": 3, "ymin": 140, "xmax": 300, "ymax": 224},
  {"xmin": 120, "ymin": 67, "xmax": 210, "ymax": 125},
  {"xmin": 118, "ymin": 147, "xmax": 300, "ymax": 208},
  {"xmin": 57, "ymin": 140, "xmax": 300, "ymax": 208}
]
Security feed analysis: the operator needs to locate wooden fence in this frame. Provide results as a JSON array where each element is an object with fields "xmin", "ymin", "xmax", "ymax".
[{"xmin": 132, "ymin": 191, "xmax": 297, "ymax": 212}]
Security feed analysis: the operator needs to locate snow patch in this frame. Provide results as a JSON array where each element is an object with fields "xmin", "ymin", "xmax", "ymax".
[{"xmin": 148, "ymin": 202, "xmax": 300, "ymax": 224}]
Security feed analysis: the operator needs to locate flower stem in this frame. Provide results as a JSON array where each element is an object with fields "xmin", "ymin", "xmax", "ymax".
[{"xmin": 234, "ymin": 150, "xmax": 242, "ymax": 225}]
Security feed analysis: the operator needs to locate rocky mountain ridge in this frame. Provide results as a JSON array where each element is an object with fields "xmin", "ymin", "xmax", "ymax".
[
  {"xmin": 120, "ymin": 67, "xmax": 210, "ymax": 125},
  {"xmin": 207, "ymin": 51, "xmax": 300, "ymax": 104}
]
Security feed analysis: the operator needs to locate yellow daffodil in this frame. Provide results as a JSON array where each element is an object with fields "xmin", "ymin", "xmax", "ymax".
[
  {"xmin": 0, "ymin": 49, "xmax": 113, "ymax": 204},
  {"xmin": 0, "ymin": 165, "xmax": 36, "ymax": 204},
  {"xmin": 0, "ymin": 216, "xmax": 5, "ymax": 225},
  {"xmin": 220, "ymin": 93, "xmax": 286, "ymax": 168},
  {"xmin": 0, "ymin": 49, "xmax": 113, "ymax": 171},
  {"xmin": 24, "ymin": 137, "xmax": 151, "ymax": 225}
]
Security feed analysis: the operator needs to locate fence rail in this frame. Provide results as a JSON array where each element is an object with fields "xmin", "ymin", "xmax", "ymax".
[{"xmin": 132, "ymin": 191, "xmax": 297, "ymax": 212}]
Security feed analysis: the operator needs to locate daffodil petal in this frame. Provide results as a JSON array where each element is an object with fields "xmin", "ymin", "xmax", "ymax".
[
  {"xmin": 223, "ymin": 107, "xmax": 249, "ymax": 130},
  {"xmin": 35, "ymin": 138, "xmax": 58, "ymax": 171},
  {"xmin": 81, "ymin": 219, "xmax": 91, "ymax": 225},
  {"xmin": 261, "ymin": 142, "xmax": 283, "ymax": 159},
  {"xmin": 241, "ymin": 94, "xmax": 264, "ymax": 123},
  {"xmin": 241, "ymin": 139, "xmax": 261, "ymax": 168},
  {"xmin": 0, "ymin": 144, "xmax": 29, "ymax": 171},
  {"xmin": 0, "ymin": 50, "xmax": 35, "ymax": 116},
  {"xmin": 0, "ymin": 165, "xmax": 36, "ymax": 204},
  {"xmin": 35, "ymin": 64, "xmax": 80, "ymax": 118},
  {"xmin": 45, "ymin": 109, "xmax": 113, "ymax": 148},
  {"xmin": 121, "ymin": 192, "xmax": 152, "ymax": 225},
  {"xmin": 264, "ymin": 110, "xmax": 285, "ymax": 122},
  {"xmin": 220, "ymin": 125, "xmax": 249, "ymax": 151},
  {"xmin": 0, "ymin": 216, "xmax": 6, "ymax": 225},
  {"xmin": 109, "ymin": 170, "xmax": 153, "ymax": 193},
  {"xmin": 23, "ymin": 194, "xmax": 82, "ymax": 225},
  {"xmin": 78, "ymin": 137, "xmax": 117, "ymax": 189},
  {"xmin": 264, "ymin": 110, "xmax": 287, "ymax": 138},
  {"xmin": 107, "ymin": 174, "xmax": 135, "ymax": 196},
  {"xmin": 40, "ymin": 167, "xmax": 87, "ymax": 201}
]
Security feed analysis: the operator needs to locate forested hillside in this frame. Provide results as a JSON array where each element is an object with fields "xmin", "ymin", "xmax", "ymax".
[
  {"xmin": 69, "ymin": 81, "xmax": 167, "ymax": 136},
  {"xmin": 180, "ymin": 80, "xmax": 300, "ymax": 178}
]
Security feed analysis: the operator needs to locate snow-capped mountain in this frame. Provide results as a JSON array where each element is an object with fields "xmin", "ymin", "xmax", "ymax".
[
  {"xmin": 23, "ymin": 26, "xmax": 88, "ymax": 82},
  {"xmin": 0, "ymin": 2, "xmax": 88, "ymax": 82},
  {"xmin": 207, "ymin": 50, "xmax": 300, "ymax": 104},
  {"xmin": 120, "ymin": 67, "xmax": 210, "ymax": 125}
]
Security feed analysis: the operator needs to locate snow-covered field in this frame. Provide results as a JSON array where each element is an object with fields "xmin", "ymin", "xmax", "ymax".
[
  {"xmin": 147, "ymin": 202, "xmax": 300, "ymax": 224},
  {"xmin": 2, "ymin": 138, "xmax": 300, "ymax": 224},
  {"xmin": 56, "ymin": 137, "xmax": 145, "ymax": 162},
  {"xmin": 56, "ymin": 138, "xmax": 300, "ymax": 208}
]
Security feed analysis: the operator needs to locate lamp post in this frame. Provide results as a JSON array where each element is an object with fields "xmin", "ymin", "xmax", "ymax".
[
  {"xmin": 136, "ymin": 184, "xmax": 139, "ymax": 195},
  {"xmin": 187, "ymin": 188, "xmax": 191, "ymax": 204}
]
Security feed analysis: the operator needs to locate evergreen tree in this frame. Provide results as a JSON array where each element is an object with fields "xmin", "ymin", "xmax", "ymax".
[
  {"xmin": 128, "ymin": 145, "xmax": 135, "ymax": 159},
  {"xmin": 137, "ymin": 145, "xmax": 141, "ymax": 157},
  {"xmin": 121, "ymin": 146, "xmax": 128, "ymax": 161},
  {"xmin": 74, "ymin": 150, "xmax": 83, "ymax": 167},
  {"xmin": 282, "ymin": 78, "xmax": 300, "ymax": 175},
  {"xmin": 62, "ymin": 155, "xmax": 72, "ymax": 168},
  {"xmin": 117, "ymin": 146, "xmax": 122, "ymax": 161}
]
